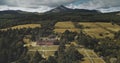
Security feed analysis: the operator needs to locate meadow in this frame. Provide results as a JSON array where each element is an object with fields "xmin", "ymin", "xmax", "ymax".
[
  {"xmin": 28, "ymin": 45, "xmax": 59, "ymax": 58},
  {"xmin": 78, "ymin": 48, "xmax": 105, "ymax": 63},
  {"xmin": 54, "ymin": 22, "xmax": 120, "ymax": 38},
  {"xmin": 54, "ymin": 21, "xmax": 75, "ymax": 29},
  {"xmin": 78, "ymin": 22, "xmax": 120, "ymax": 38},
  {"xmin": 0, "ymin": 24, "xmax": 41, "ymax": 31},
  {"xmin": 95, "ymin": 22, "xmax": 120, "ymax": 32},
  {"xmin": 54, "ymin": 21, "xmax": 79, "ymax": 33}
]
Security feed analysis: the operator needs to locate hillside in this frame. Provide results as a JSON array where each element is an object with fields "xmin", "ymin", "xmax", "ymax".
[
  {"xmin": 0, "ymin": 24, "xmax": 41, "ymax": 31},
  {"xmin": 0, "ymin": 7, "xmax": 120, "ymax": 63},
  {"xmin": 46, "ymin": 5, "xmax": 100, "ymax": 14},
  {"xmin": 0, "ymin": 5, "xmax": 120, "ymax": 29}
]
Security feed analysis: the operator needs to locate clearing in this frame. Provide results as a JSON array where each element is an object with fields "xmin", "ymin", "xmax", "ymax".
[
  {"xmin": 78, "ymin": 48, "xmax": 106, "ymax": 63},
  {"xmin": 0, "ymin": 24, "xmax": 41, "ymax": 31},
  {"xmin": 78, "ymin": 22, "xmax": 120, "ymax": 38},
  {"xmin": 28, "ymin": 45, "xmax": 59, "ymax": 58},
  {"xmin": 54, "ymin": 21, "xmax": 79, "ymax": 33}
]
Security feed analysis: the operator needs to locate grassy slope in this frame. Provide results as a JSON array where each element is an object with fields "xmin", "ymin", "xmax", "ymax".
[{"xmin": 0, "ymin": 24, "xmax": 41, "ymax": 31}]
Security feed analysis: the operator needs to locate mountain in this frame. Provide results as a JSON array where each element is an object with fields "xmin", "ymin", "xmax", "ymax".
[
  {"xmin": 46, "ymin": 5, "xmax": 101, "ymax": 14},
  {"xmin": 0, "ymin": 10, "xmax": 40, "ymax": 15},
  {"xmin": 0, "ymin": 7, "xmax": 120, "ymax": 24},
  {"xmin": 46, "ymin": 5, "xmax": 71, "ymax": 13},
  {"xmin": 0, "ymin": 10, "xmax": 20, "ymax": 14}
]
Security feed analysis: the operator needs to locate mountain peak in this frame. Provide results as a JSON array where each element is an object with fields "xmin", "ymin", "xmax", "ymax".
[
  {"xmin": 46, "ymin": 5, "xmax": 70, "ymax": 13},
  {"xmin": 57, "ymin": 5, "xmax": 68, "ymax": 9},
  {"xmin": 46, "ymin": 5, "xmax": 101, "ymax": 14}
]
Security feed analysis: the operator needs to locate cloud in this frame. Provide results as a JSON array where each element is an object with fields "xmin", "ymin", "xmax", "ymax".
[
  {"xmin": 67, "ymin": 0, "xmax": 120, "ymax": 12},
  {"xmin": 0, "ymin": 0, "xmax": 120, "ymax": 13},
  {"xmin": 98, "ymin": 7, "xmax": 120, "ymax": 13},
  {"xmin": 0, "ymin": 5, "xmax": 52, "ymax": 12},
  {"xmin": 0, "ymin": 0, "xmax": 78, "ymax": 12},
  {"xmin": 0, "ymin": 0, "xmax": 77, "ymax": 7}
]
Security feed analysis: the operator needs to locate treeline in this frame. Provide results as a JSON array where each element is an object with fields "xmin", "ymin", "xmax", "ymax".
[
  {"xmin": 1, "ymin": 11, "xmax": 120, "ymax": 29},
  {"xmin": 0, "ymin": 29, "xmax": 28, "ymax": 63},
  {"xmin": 0, "ymin": 24, "xmax": 55, "ymax": 63},
  {"xmin": 0, "ymin": 25, "xmax": 120, "ymax": 63},
  {"xmin": 38, "ymin": 12, "xmax": 120, "ymax": 23},
  {"xmin": 61, "ymin": 30, "xmax": 98, "ymax": 49}
]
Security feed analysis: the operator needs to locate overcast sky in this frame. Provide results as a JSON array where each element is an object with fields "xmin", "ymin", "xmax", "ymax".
[{"xmin": 0, "ymin": 0, "xmax": 120, "ymax": 13}]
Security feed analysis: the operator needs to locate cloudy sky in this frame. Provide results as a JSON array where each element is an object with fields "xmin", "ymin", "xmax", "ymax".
[{"xmin": 0, "ymin": 0, "xmax": 120, "ymax": 13}]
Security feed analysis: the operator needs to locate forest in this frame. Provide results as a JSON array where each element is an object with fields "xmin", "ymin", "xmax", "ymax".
[
  {"xmin": 0, "ymin": 22, "xmax": 120, "ymax": 63},
  {"xmin": 0, "ymin": 10, "xmax": 120, "ymax": 63}
]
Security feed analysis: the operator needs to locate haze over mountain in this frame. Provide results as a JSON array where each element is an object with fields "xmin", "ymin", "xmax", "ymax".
[
  {"xmin": 46, "ymin": 5, "xmax": 101, "ymax": 13},
  {"xmin": 0, "ymin": 0, "xmax": 120, "ymax": 13}
]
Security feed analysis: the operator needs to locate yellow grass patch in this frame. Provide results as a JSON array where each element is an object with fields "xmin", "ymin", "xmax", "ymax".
[
  {"xmin": 81, "ymin": 58, "xmax": 91, "ymax": 63},
  {"xmin": 79, "ymin": 22, "xmax": 99, "ymax": 28},
  {"xmin": 54, "ymin": 21, "xmax": 80, "ymax": 33},
  {"xmin": 55, "ymin": 21, "xmax": 75, "ymax": 29},
  {"xmin": 83, "ymin": 28, "xmax": 114, "ymax": 38},
  {"xmin": 78, "ymin": 22, "xmax": 116, "ymax": 38},
  {"xmin": 28, "ymin": 45, "xmax": 59, "ymax": 58},
  {"xmin": 78, "ymin": 48, "xmax": 105, "ymax": 63},
  {"xmin": 1, "ymin": 24, "xmax": 41, "ymax": 31},
  {"xmin": 93, "ymin": 59, "xmax": 106, "ymax": 63},
  {"xmin": 96, "ymin": 22, "xmax": 120, "ymax": 32},
  {"xmin": 54, "ymin": 29, "xmax": 80, "ymax": 33}
]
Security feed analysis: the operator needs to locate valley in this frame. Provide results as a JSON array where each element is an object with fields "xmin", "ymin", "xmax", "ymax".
[
  {"xmin": 11, "ymin": 21, "xmax": 119, "ymax": 63},
  {"xmin": 0, "ymin": 5, "xmax": 120, "ymax": 63}
]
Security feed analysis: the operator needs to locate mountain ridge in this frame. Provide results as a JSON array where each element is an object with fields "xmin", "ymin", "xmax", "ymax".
[
  {"xmin": 0, "ymin": 5, "xmax": 120, "ymax": 14},
  {"xmin": 46, "ymin": 5, "xmax": 101, "ymax": 14}
]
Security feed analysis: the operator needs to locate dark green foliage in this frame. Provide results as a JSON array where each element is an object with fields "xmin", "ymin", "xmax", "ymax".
[
  {"xmin": 77, "ymin": 31, "xmax": 98, "ymax": 49},
  {"xmin": 40, "ymin": 60, "xmax": 48, "ymax": 63},
  {"xmin": 0, "ymin": 31, "xmax": 27, "ymax": 63},
  {"xmin": 0, "ymin": 10, "xmax": 120, "ymax": 63},
  {"xmin": 0, "ymin": 28, "xmax": 44, "ymax": 63},
  {"xmin": 30, "ymin": 51, "xmax": 43, "ymax": 63},
  {"xmin": 65, "ymin": 45, "xmax": 84, "ymax": 63},
  {"xmin": 47, "ymin": 56, "xmax": 57, "ymax": 63},
  {"xmin": 94, "ymin": 37, "xmax": 120, "ymax": 63},
  {"xmin": 114, "ymin": 31, "xmax": 120, "ymax": 39},
  {"xmin": 14, "ymin": 54, "xmax": 30, "ymax": 63},
  {"xmin": 0, "ymin": 10, "xmax": 120, "ymax": 29},
  {"xmin": 0, "ymin": 21, "xmax": 56, "ymax": 63},
  {"xmin": 56, "ymin": 39, "xmax": 84, "ymax": 63},
  {"xmin": 62, "ymin": 30, "xmax": 77, "ymax": 42}
]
